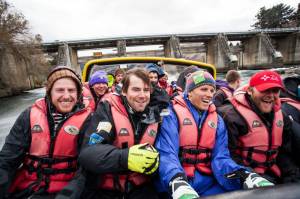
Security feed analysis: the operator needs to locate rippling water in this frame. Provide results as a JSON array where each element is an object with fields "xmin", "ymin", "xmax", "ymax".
[
  {"xmin": 0, "ymin": 88, "xmax": 45, "ymax": 148},
  {"xmin": 0, "ymin": 68, "xmax": 296, "ymax": 148}
]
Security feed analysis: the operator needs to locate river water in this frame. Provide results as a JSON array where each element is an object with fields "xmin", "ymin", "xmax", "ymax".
[{"xmin": 0, "ymin": 68, "xmax": 295, "ymax": 149}]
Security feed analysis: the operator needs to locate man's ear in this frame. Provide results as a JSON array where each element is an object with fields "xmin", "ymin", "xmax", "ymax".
[
  {"xmin": 247, "ymin": 86, "xmax": 253, "ymax": 95},
  {"xmin": 187, "ymin": 91, "xmax": 191, "ymax": 99}
]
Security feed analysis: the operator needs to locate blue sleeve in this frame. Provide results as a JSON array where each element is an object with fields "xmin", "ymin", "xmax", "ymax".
[
  {"xmin": 211, "ymin": 115, "xmax": 245, "ymax": 191},
  {"xmin": 155, "ymin": 107, "xmax": 185, "ymax": 191}
]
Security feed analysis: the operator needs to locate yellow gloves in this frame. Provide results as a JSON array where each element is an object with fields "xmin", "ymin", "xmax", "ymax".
[{"xmin": 128, "ymin": 143, "xmax": 159, "ymax": 174}]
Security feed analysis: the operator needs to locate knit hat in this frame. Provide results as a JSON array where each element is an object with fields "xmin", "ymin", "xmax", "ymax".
[
  {"xmin": 89, "ymin": 70, "xmax": 108, "ymax": 87},
  {"xmin": 46, "ymin": 66, "xmax": 82, "ymax": 96},
  {"xmin": 283, "ymin": 75, "xmax": 300, "ymax": 98},
  {"xmin": 145, "ymin": 63, "xmax": 165, "ymax": 78},
  {"xmin": 249, "ymin": 70, "xmax": 284, "ymax": 92},
  {"xmin": 185, "ymin": 71, "xmax": 216, "ymax": 93}
]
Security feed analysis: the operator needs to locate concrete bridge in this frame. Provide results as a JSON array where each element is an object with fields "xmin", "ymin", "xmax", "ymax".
[{"xmin": 42, "ymin": 28, "xmax": 300, "ymax": 72}]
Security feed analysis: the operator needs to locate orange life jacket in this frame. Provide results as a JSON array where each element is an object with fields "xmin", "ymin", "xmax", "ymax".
[
  {"xmin": 172, "ymin": 96, "xmax": 218, "ymax": 177},
  {"xmin": 230, "ymin": 92, "xmax": 283, "ymax": 177},
  {"xmin": 281, "ymin": 97, "xmax": 300, "ymax": 112},
  {"xmin": 9, "ymin": 98, "xmax": 90, "ymax": 194},
  {"xmin": 99, "ymin": 94, "xmax": 159, "ymax": 192},
  {"xmin": 82, "ymin": 83, "xmax": 96, "ymax": 111}
]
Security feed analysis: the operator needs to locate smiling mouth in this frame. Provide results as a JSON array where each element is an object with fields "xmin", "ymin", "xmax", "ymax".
[
  {"xmin": 262, "ymin": 100, "xmax": 273, "ymax": 105},
  {"xmin": 201, "ymin": 99, "xmax": 211, "ymax": 104},
  {"xmin": 60, "ymin": 101, "xmax": 73, "ymax": 105}
]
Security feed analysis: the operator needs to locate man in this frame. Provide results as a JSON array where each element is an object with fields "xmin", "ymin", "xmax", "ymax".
[
  {"xmin": 83, "ymin": 70, "xmax": 109, "ymax": 111},
  {"xmin": 0, "ymin": 66, "xmax": 91, "ymax": 199},
  {"xmin": 214, "ymin": 70, "xmax": 241, "ymax": 107},
  {"xmin": 111, "ymin": 68, "xmax": 125, "ymax": 93},
  {"xmin": 280, "ymin": 76, "xmax": 300, "ymax": 167},
  {"xmin": 114, "ymin": 68, "xmax": 125, "ymax": 85},
  {"xmin": 156, "ymin": 71, "xmax": 273, "ymax": 199},
  {"xmin": 78, "ymin": 68, "xmax": 165, "ymax": 199},
  {"xmin": 219, "ymin": 70, "xmax": 300, "ymax": 184}
]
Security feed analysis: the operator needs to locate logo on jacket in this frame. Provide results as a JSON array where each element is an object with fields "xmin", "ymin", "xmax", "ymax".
[
  {"xmin": 183, "ymin": 118, "xmax": 192, "ymax": 125},
  {"xmin": 119, "ymin": 128, "xmax": 129, "ymax": 136},
  {"xmin": 96, "ymin": 122, "xmax": 112, "ymax": 133},
  {"xmin": 148, "ymin": 129, "xmax": 157, "ymax": 137},
  {"xmin": 83, "ymin": 96, "xmax": 92, "ymax": 100},
  {"xmin": 276, "ymin": 120, "xmax": 283, "ymax": 127},
  {"xmin": 64, "ymin": 125, "xmax": 79, "ymax": 135},
  {"xmin": 31, "ymin": 124, "xmax": 43, "ymax": 133},
  {"xmin": 252, "ymin": 120, "xmax": 262, "ymax": 128},
  {"xmin": 208, "ymin": 121, "xmax": 217, "ymax": 129}
]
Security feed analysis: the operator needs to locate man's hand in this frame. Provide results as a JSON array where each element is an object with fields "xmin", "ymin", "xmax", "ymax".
[
  {"xmin": 128, "ymin": 143, "xmax": 159, "ymax": 174},
  {"xmin": 243, "ymin": 173, "xmax": 274, "ymax": 189},
  {"xmin": 170, "ymin": 178, "xmax": 199, "ymax": 199}
]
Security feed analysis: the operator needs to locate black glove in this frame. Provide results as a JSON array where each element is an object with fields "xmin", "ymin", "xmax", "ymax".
[
  {"xmin": 225, "ymin": 169, "xmax": 274, "ymax": 189},
  {"xmin": 169, "ymin": 176, "xmax": 199, "ymax": 199}
]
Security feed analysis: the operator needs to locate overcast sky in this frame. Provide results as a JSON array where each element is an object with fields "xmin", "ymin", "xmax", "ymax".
[{"xmin": 8, "ymin": 0, "xmax": 299, "ymax": 42}]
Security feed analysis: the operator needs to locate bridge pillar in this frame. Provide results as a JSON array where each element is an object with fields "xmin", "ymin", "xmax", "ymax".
[
  {"xmin": 242, "ymin": 33, "xmax": 282, "ymax": 69},
  {"xmin": 57, "ymin": 43, "xmax": 80, "ymax": 73},
  {"xmin": 117, "ymin": 40, "xmax": 126, "ymax": 56},
  {"xmin": 69, "ymin": 47, "xmax": 80, "ymax": 73},
  {"xmin": 277, "ymin": 32, "xmax": 300, "ymax": 65},
  {"xmin": 164, "ymin": 36, "xmax": 182, "ymax": 58},
  {"xmin": 206, "ymin": 35, "xmax": 236, "ymax": 72}
]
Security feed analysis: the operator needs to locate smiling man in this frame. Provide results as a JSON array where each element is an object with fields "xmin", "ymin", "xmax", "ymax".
[
  {"xmin": 155, "ymin": 71, "xmax": 273, "ymax": 199},
  {"xmin": 219, "ymin": 70, "xmax": 300, "ymax": 184},
  {"xmin": 0, "ymin": 66, "xmax": 91, "ymax": 199},
  {"xmin": 78, "ymin": 68, "xmax": 163, "ymax": 199}
]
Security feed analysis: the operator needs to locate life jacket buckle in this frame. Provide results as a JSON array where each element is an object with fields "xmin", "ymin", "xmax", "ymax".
[
  {"xmin": 41, "ymin": 167, "xmax": 54, "ymax": 175},
  {"xmin": 264, "ymin": 159, "xmax": 276, "ymax": 167},
  {"xmin": 265, "ymin": 149, "xmax": 277, "ymax": 156},
  {"xmin": 40, "ymin": 157, "xmax": 54, "ymax": 164}
]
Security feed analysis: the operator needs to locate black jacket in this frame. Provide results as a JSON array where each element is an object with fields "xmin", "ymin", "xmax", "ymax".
[
  {"xmin": 78, "ymin": 95, "xmax": 162, "ymax": 175},
  {"xmin": 214, "ymin": 89, "xmax": 228, "ymax": 107},
  {"xmin": 218, "ymin": 93, "xmax": 300, "ymax": 183},
  {"xmin": 0, "ymin": 98, "xmax": 89, "ymax": 199}
]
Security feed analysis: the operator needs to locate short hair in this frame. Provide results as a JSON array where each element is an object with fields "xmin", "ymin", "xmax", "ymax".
[
  {"xmin": 225, "ymin": 70, "xmax": 241, "ymax": 83},
  {"xmin": 114, "ymin": 68, "xmax": 126, "ymax": 76},
  {"xmin": 122, "ymin": 68, "xmax": 151, "ymax": 93}
]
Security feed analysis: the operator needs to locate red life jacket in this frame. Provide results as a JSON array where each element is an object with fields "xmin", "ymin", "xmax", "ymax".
[
  {"xmin": 281, "ymin": 97, "xmax": 300, "ymax": 112},
  {"xmin": 9, "ymin": 98, "xmax": 90, "ymax": 194},
  {"xmin": 82, "ymin": 83, "xmax": 96, "ymax": 111},
  {"xmin": 172, "ymin": 96, "xmax": 217, "ymax": 177},
  {"xmin": 230, "ymin": 91, "xmax": 283, "ymax": 177},
  {"xmin": 219, "ymin": 87, "xmax": 233, "ymax": 99},
  {"xmin": 99, "ymin": 94, "xmax": 159, "ymax": 191}
]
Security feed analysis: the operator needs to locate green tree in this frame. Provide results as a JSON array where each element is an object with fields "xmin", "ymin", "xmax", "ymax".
[{"xmin": 252, "ymin": 3, "xmax": 296, "ymax": 29}]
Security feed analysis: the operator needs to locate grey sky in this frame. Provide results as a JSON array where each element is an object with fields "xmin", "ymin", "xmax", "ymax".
[{"xmin": 8, "ymin": 0, "xmax": 298, "ymax": 42}]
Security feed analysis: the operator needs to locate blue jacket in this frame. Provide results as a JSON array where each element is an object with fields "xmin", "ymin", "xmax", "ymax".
[{"xmin": 155, "ymin": 94, "xmax": 245, "ymax": 196}]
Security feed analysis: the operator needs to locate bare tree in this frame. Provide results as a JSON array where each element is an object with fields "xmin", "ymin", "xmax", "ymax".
[
  {"xmin": 0, "ymin": 0, "xmax": 29, "ymax": 46},
  {"xmin": 0, "ymin": 0, "xmax": 50, "ymax": 94}
]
